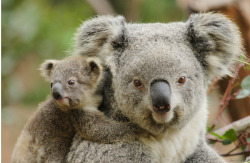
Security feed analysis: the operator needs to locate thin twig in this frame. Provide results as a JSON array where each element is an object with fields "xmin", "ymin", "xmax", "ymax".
[
  {"xmin": 211, "ymin": 65, "xmax": 244, "ymax": 129},
  {"xmin": 220, "ymin": 150, "xmax": 250, "ymax": 157},
  {"xmin": 206, "ymin": 138, "xmax": 223, "ymax": 143},
  {"xmin": 207, "ymin": 78, "xmax": 219, "ymax": 95},
  {"xmin": 225, "ymin": 143, "xmax": 241, "ymax": 156},
  {"xmin": 207, "ymin": 116, "xmax": 250, "ymax": 140}
]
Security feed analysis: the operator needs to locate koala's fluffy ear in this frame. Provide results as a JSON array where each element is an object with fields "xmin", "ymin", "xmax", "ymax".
[
  {"xmin": 75, "ymin": 15, "xmax": 127, "ymax": 59},
  {"xmin": 86, "ymin": 57, "xmax": 103, "ymax": 83},
  {"xmin": 39, "ymin": 60, "xmax": 58, "ymax": 81},
  {"xmin": 186, "ymin": 12, "xmax": 244, "ymax": 80}
]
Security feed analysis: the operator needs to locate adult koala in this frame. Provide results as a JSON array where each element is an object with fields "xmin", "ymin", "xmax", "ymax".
[{"xmin": 67, "ymin": 13, "xmax": 243, "ymax": 163}]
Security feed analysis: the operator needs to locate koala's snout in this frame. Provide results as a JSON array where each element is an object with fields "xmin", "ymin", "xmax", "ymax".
[
  {"xmin": 150, "ymin": 81, "xmax": 171, "ymax": 113},
  {"xmin": 52, "ymin": 83, "xmax": 63, "ymax": 100}
]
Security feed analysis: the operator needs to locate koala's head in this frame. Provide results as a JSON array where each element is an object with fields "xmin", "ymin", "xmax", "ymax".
[
  {"xmin": 40, "ymin": 56, "xmax": 102, "ymax": 111},
  {"xmin": 76, "ymin": 13, "xmax": 244, "ymax": 135}
]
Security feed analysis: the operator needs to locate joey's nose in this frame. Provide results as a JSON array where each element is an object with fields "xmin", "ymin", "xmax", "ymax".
[
  {"xmin": 52, "ymin": 83, "xmax": 63, "ymax": 100},
  {"xmin": 150, "ymin": 81, "xmax": 171, "ymax": 113}
]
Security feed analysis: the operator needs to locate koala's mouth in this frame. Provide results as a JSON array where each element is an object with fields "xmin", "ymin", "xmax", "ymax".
[
  {"xmin": 152, "ymin": 109, "xmax": 174, "ymax": 124},
  {"xmin": 151, "ymin": 106, "xmax": 180, "ymax": 125},
  {"xmin": 55, "ymin": 98, "xmax": 70, "ymax": 109},
  {"xmin": 146, "ymin": 109, "xmax": 179, "ymax": 134},
  {"xmin": 153, "ymin": 105, "xmax": 170, "ymax": 114}
]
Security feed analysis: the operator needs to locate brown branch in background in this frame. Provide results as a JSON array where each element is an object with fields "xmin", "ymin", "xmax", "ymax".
[
  {"xmin": 229, "ymin": 89, "xmax": 241, "ymax": 100},
  {"xmin": 207, "ymin": 119, "xmax": 250, "ymax": 157},
  {"xmin": 220, "ymin": 111, "xmax": 230, "ymax": 125},
  {"xmin": 176, "ymin": 0, "xmax": 237, "ymax": 12},
  {"xmin": 207, "ymin": 138, "xmax": 223, "ymax": 143},
  {"xmin": 222, "ymin": 143, "xmax": 241, "ymax": 156},
  {"xmin": 124, "ymin": 0, "xmax": 141, "ymax": 22},
  {"xmin": 238, "ymin": 0, "xmax": 250, "ymax": 27},
  {"xmin": 86, "ymin": 0, "xmax": 115, "ymax": 15},
  {"xmin": 207, "ymin": 78, "xmax": 219, "ymax": 95},
  {"xmin": 220, "ymin": 150, "xmax": 250, "ymax": 157},
  {"xmin": 210, "ymin": 64, "xmax": 244, "ymax": 130},
  {"xmin": 207, "ymin": 116, "xmax": 250, "ymax": 140}
]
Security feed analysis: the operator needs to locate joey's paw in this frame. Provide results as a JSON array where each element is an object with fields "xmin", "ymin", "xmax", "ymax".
[
  {"xmin": 127, "ymin": 123, "xmax": 147, "ymax": 135},
  {"xmin": 68, "ymin": 109, "xmax": 85, "ymax": 122}
]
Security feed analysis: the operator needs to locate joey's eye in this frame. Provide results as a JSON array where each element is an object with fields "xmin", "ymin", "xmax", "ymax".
[
  {"xmin": 177, "ymin": 76, "xmax": 186, "ymax": 85},
  {"xmin": 68, "ymin": 80, "xmax": 75, "ymax": 85},
  {"xmin": 50, "ymin": 82, "xmax": 53, "ymax": 88},
  {"xmin": 133, "ymin": 79, "xmax": 144, "ymax": 89}
]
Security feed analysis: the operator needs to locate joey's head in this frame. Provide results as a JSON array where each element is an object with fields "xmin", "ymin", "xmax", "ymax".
[
  {"xmin": 75, "ymin": 13, "xmax": 244, "ymax": 135},
  {"xmin": 40, "ymin": 56, "xmax": 102, "ymax": 111}
]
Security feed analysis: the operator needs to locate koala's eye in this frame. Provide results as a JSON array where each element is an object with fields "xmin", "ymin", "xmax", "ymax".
[
  {"xmin": 68, "ymin": 80, "xmax": 75, "ymax": 85},
  {"xmin": 133, "ymin": 79, "xmax": 144, "ymax": 89},
  {"xmin": 50, "ymin": 82, "xmax": 53, "ymax": 88},
  {"xmin": 177, "ymin": 76, "xmax": 186, "ymax": 85}
]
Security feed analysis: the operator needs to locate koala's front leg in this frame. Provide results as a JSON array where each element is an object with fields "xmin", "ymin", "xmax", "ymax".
[
  {"xmin": 185, "ymin": 142, "xmax": 226, "ymax": 163},
  {"xmin": 69, "ymin": 109, "xmax": 145, "ymax": 143}
]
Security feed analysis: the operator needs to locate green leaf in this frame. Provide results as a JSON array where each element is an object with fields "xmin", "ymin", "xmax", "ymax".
[
  {"xmin": 207, "ymin": 126, "xmax": 212, "ymax": 132},
  {"xmin": 240, "ymin": 54, "xmax": 245, "ymax": 61},
  {"xmin": 223, "ymin": 129, "xmax": 237, "ymax": 142},
  {"xmin": 241, "ymin": 145, "xmax": 246, "ymax": 151},
  {"xmin": 236, "ymin": 89, "xmax": 250, "ymax": 99},
  {"xmin": 234, "ymin": 59, "xmax": 250, "ymax": 66},
  {"xmin": 222, "ymin": 138, "xmax": 232, "ymax": 145},
  {"xmin": 211, "ymin": 132, "xmax": 226, "ymax": 140},
  {"xmin": 241, "ymin": 75, "xmax": 250, "ymax": 91},
  {"xmin": 247, "ymin": 137, "xmax": 250, "ymax": 143},
  {"xmin": 236, "ymin": 75, "xmax": 250, "ymax": 99},
  {"xmin": 235, "ymin": 54, "xmax": 250, "ymax": 66}
]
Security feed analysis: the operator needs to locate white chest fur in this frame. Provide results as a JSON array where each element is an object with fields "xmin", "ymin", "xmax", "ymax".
[{"xmin": 141, "ymin": 102, "xmax": 208, "ymax": 163}]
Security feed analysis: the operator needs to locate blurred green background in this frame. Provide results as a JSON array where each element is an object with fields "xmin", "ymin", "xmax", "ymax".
[
  {"xmin": 3, "ymin": 0, "xmax": 250, "ymax": 162},
  {"xmin": 2, "ymin": 0, "xmax": 185, "ymax": 108},
  {"xmin": 2, "ymin": 0, "xmax": 185, "ymax": 162}
]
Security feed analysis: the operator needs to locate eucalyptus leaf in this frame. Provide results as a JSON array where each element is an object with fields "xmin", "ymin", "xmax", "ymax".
[
  {"xmin": 223, "ymin": 129, "xmax": 237, "ymax": 142},
  {"xmin": 241, "ymin": 75, "xmax": 250, "ymax": 91},
  {"xmin": 207, "ymin": 126, "xmax": 212, "ymax": 132},
  {"xmin": 211, "ymin": 132, "xmax": 226, "ymax": 140},
  {"xmin": 236, "ymin": 89, "xmax": 250, "ymax": 99},
  {"xmin": 222, "ymin": 138, "xmax": 232, "ymax": 145},
  {"xmin": 241, "ymin": 145, "xmax": 246, "ymax": 151}
]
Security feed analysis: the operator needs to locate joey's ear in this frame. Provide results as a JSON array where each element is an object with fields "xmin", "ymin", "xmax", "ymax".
[
  {"xmin": 75, "ymin": 15, "xmax": 127, "ymax": 59},
  {"xmin": 39, "ymin": 60, "xmax": 58, "ymax": 81},
  {"xmin": 186, "ymin": 12, "xmax": 244, "ymax": 80},
  {"xmin": 86, "ymin": 57, "xmax": 103, "ymax": 82}
]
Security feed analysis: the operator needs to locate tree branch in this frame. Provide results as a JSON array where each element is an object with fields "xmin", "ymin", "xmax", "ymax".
[
  {"xmin": 220, "ymin": 150, "xmax": 250, "ymax": 157},
  {"xmin": 207, "ymin": 116, "xmax": 250, "ymax": 140},
  {"xmin": 207, "ymin": 78, "xmax": 219, "ymax": 95},
  {"xmin": 86, "ymin": 0, "xmax": 115, "ymax": 15}
]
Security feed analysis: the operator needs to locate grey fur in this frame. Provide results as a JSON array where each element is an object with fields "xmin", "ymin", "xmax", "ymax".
[
  {"xmin": 185, "ymin": 142, "xmax": 225, "ymax": 163},
  {"xmin": 67, "ymin": 134, "xmax": 153, "ymax": 163},
  {"xmin": 12, "ymin": 56, "xmax": 143, "ymax": 163},
  {"xmin": 186, "ymin": 13, "xmax": 244, "ymax": 79},
  {"xmin": 75, "ymin": 15, "xmax": 127, "ymax": 59},
  {"xmin": 68, "ymin": 13, "xmax": 243, "ymax": 163}
]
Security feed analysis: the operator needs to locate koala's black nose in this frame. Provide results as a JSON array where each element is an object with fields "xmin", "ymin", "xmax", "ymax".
[
  {"xmin": 150, "ymin": 81, "xmax": 171, "ymax": 113},
  {"xmin": 52, "ymin": 83, "xmax": 63, "ymax": 100}
]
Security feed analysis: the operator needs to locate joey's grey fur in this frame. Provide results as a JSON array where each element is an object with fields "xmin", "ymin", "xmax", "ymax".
[
  {"xmin": 67, "ymin": 12, "xmax": 244, "ymax": 163},
  {"xmin": 12, "ymin": 56, "xmax": 142, "ymax": 163}
]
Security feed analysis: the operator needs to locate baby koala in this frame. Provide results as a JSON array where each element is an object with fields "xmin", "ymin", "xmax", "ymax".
[{"xmin": 12, "ymin": 55, "xmax": 141, "ymax": 163}]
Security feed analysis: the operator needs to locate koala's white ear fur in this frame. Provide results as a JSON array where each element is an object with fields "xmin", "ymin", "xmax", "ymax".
[
  {"xmin": 186, "ymin": 12, "xmax": 244, "ymax": 80},
  {"xmin": 39, "ymin": 60, "xmax": 58, "ymax": 81},
  {"xmin": 75, "ymin": 15, "xmax": 127, "ymax": 60}
]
